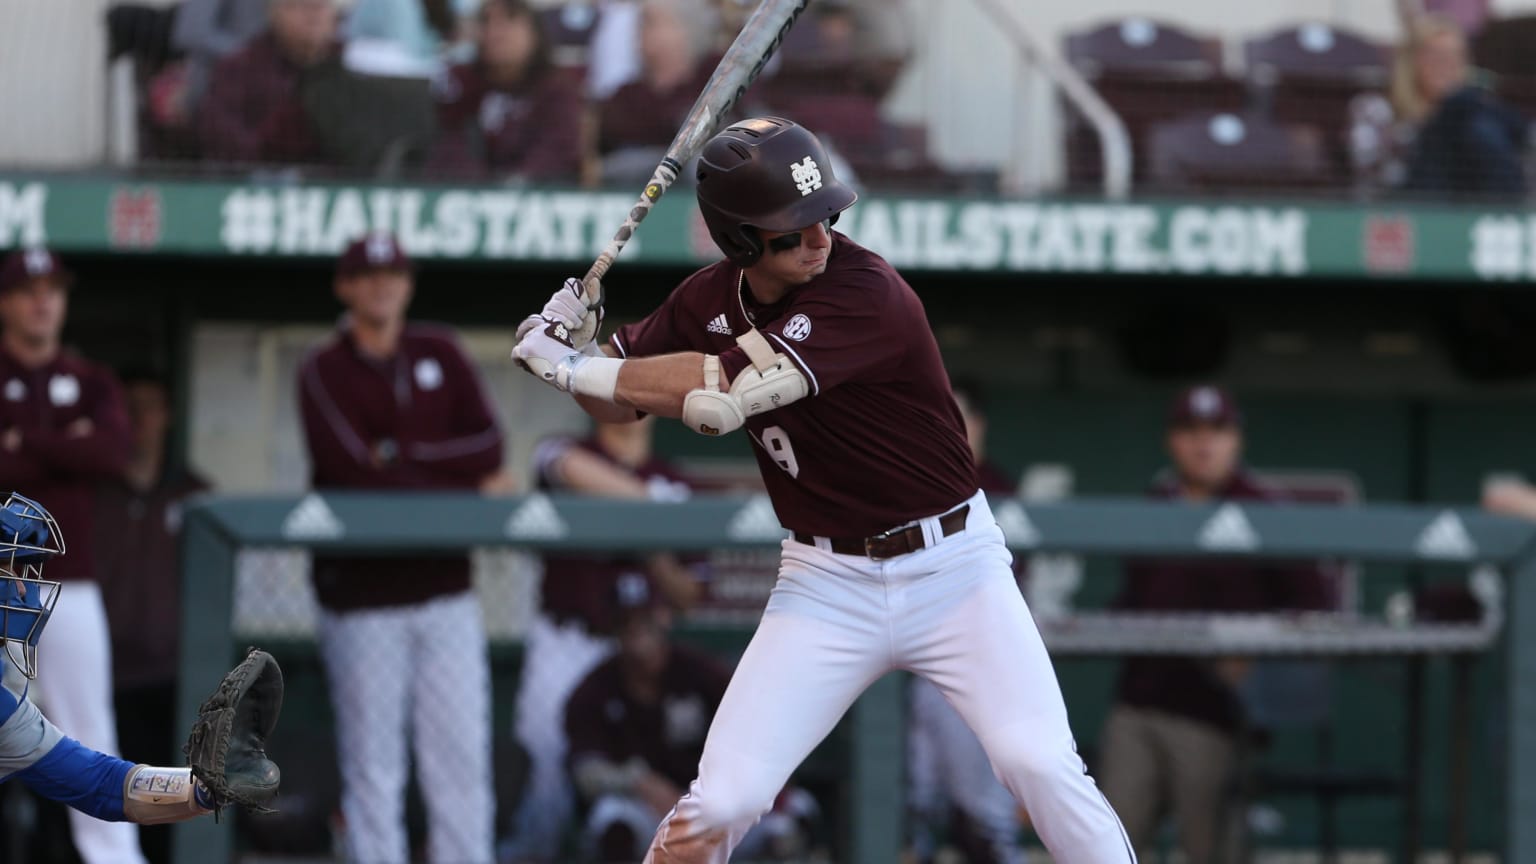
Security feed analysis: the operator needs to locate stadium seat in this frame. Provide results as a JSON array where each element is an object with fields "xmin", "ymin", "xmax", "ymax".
[
  {"xmin": 1243, "ymin": 23, "xmax": 1389, "ymax": 183},
  {"xmin": 1062, "ymin": 18, "xmax": 1247, "ymax": 188},
  {"xmin": 1145, "ymin": 111, "xmax": 1335, "ymax": 194}
]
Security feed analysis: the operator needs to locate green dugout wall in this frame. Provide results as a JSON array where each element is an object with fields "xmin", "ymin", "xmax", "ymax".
[{"xmin": 173, "ymin": 495, "xmax": 1536, "ymax": 864}]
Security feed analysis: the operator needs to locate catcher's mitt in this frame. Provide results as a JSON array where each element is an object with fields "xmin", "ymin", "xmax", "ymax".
[{"xmin": 184, "ymin": 647, "xmax": 284, "ymax": 816}]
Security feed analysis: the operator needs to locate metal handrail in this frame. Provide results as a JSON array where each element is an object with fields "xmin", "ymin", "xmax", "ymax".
[{"xmin": 966, "ymin": 0, "xmax": 1133, "ymax": 199}]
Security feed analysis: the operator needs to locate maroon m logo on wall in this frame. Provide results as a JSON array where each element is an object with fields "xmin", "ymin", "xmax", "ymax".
[{"xmin": 108, "ymin": 188, "xmax": 163, "ymax": 249}]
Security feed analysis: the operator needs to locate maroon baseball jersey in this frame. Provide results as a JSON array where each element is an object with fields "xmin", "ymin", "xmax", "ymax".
[
  {"xmin": 534, "ymin": 436, "xmax": 694, "ymax": 634},
  {"xmin": 0, "ymin": 349, "xmax": 132, "ymax": 583},
  {"xmin": 564, "ymin": 643, "xmax": 732, "ymax": 792},
  {"xmin": 297, "ymin": 322, "xmax": 503, "ymax": 610},
  {"xmin": 611, "ymin": 232, "xmax": 976, "ymax": 537}
]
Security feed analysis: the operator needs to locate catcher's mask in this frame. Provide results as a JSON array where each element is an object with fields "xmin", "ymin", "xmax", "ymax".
[
  {"xmin": 0, "ymin": 493, "xmax": 63, "ymax": 679},
  {"xmin": 695, "ymin": 117, "xmax": 858, "ymax": 268}
]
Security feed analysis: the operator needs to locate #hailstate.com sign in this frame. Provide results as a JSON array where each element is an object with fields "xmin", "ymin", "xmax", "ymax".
[{"xmin": 836, "ymin": 200, "xmax": 1309, "ymax": 276}]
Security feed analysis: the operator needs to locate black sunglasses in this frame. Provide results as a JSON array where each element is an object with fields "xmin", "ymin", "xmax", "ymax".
[{"xmin": 765, "ymin": 219, "xmax": 834, "ymax": 254}]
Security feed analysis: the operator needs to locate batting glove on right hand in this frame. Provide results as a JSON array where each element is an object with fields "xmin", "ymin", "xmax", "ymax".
[{"xmin": 518, "ymin": 278, "xmax": 603, "ymax": 347}]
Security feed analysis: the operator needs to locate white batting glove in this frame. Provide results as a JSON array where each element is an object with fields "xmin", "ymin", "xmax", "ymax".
[
  {"xmin": 517, "ymin": 278, "xmax": 603, "ymax": 347},
  {"xmin": 513, "ymin": 315, "xmax": 584, "ymax": 391}
]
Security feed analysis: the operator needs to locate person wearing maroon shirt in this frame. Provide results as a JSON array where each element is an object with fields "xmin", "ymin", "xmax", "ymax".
[
  {"xmin": 198, "ymin": 0, "xmax": 341, "ymax": 166},
  {"xmin": 0, "ymin": 248, "xmax": 140, "ymax": 864},
  {"xmin": 564, "ymin": 580, "xmax": 815, "ymax": 863},
  {"xmin": 1097, "ymin": 385, "xmax": 1334, "ymax": 864},
  {"xmin": 563, "ymin": 583, "xmax": 729, "ymax": 862},
  {"xmin": 511, "ymin": 117, "xmax": 1133, "ymax": 863},
  {"xmin": 297, "ymin": 231, "xmax": 506, "ymax": 864},
  {"xmin": 427, "ymin": 0, "xmax": 581, "ymax": 182},
  {"xmin": 506, "ymin": 417, "xmax": 698, "ymax": 862},
  {"xmin": 592, "ymin": 0, "xmax": 715, "ymax": 185},
  {"xmin": 95, "ymin": 371, "xmax": 210, "ymax": 864}
]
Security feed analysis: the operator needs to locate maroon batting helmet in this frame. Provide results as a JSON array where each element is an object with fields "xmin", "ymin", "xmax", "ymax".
[{"xmin": 695, "ymin": 117, "xmax": 858, "ymax": 268}]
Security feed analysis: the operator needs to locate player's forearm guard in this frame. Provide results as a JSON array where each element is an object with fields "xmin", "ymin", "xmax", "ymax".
[{"xmin": 122, "ymin": 765, "xmax": 213, "ymax": 825}]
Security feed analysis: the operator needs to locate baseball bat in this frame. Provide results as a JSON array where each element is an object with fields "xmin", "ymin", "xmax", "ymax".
[{"xmin": 580, "ymin": 0, "xmax": 813, "ymax": 309}]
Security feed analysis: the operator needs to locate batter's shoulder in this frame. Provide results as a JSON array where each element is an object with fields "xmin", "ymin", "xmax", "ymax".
[{"xmin": 827, "ymin": 235, "xmax": 910, "ymax": 298}]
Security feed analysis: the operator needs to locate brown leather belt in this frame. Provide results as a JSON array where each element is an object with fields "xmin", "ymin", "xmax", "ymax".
[{"xmin": 794, "ymin": 505, "xmax": 970, "ymax": 560}]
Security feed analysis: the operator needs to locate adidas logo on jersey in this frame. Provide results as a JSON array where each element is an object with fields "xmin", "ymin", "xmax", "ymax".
[{"xmin": 706, "ymin": 314, "xmax": 732, "ymax": 336}]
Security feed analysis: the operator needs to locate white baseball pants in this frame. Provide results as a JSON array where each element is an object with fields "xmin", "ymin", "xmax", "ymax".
[
  {"xmin": 320, "ymin": 590, "xmax": 494, "ymax": 864},
  {"xmin": 506, "ymin": 613, "xmax": 614, "ymax": 859},
  {"xmin": 34, "ymin": 580, "xmax": 147, "ymax": 864},
  {"xmin": 644, "ymin": 490, "xmax": 1134, "ymax": 863}
]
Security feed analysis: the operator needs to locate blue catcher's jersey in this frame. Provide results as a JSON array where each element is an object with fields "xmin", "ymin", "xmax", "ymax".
[
  {"xmin": 0, "ymin": 659, "xmax": 62, "ymax": 775},
  {"xmin": 0, "ymin": 658, "xmax": 134, "ymax": 820}
]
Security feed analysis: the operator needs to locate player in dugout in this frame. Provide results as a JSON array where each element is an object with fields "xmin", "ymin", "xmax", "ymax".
[
  {"xmin": 511, "ymin": 116, "xmax": 1134, "ymax": 863},
  {"xmin": 0, "ymin": 492, "xmax": 280, "ymax": 827}
]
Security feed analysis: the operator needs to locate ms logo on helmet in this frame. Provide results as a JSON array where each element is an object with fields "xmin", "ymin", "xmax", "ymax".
[{"xmin": 791, "ymin": 157, "xmax": 822, "ymax": 197}]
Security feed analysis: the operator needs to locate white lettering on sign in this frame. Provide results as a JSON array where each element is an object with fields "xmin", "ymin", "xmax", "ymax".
[
  {"xmin": 218, "ymin": 188, "xmax": 639, "ymax": 260},
  {"xmin": 0, "ymin": 183, "xmax": 47, "ymax": 247},
  {"xmin": 838, "ymin": 202, "xmax": 1308, "ymax": 276}
]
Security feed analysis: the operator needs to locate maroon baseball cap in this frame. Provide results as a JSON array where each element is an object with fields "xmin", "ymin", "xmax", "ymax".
[
  {"xmin": 336, "ymin": 232, "xmax": 412, "ymax": 277},
  {"xmin": 1168, "ymin": 385, "xmax": 1242, "ymax": 428},
  {"xmin": 0, "ymin": 247, "xmax": 72, "ymax": 294}
]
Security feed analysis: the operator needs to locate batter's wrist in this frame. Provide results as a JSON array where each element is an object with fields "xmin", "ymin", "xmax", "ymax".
[{"xmin": 568, "ymin": 355, "xmax": 623, "ymax": 402}]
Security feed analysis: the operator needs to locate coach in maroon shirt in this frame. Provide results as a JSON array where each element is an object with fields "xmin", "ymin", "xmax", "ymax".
[
  {"xmin": 297, "ymin": 231, "xmax": 503, "ymax": 864},
  {"xmin": 0, "ymin": 247, "xmax": 140, "ymax": 862},
  {"xmin": 1098, "ymin": 385, "xmax": 1334, "ymax": 864}
]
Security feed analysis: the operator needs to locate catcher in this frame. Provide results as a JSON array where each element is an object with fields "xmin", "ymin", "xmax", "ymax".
[{"xmin": 0, "ymin": 491, "xmax": 282, "ymax": 824}]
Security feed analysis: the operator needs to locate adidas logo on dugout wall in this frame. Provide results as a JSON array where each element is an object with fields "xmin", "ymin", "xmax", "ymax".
[
  {"xmin": 505, "ymin": 494, "xmax": 569, "ymax": 540},
  {"xmin": 283, "ymin": 494, "xmax": 344, "ymax": 540},
  {"xmin": 706, "ymin": 314, "xmax": 732, "ymax": 336}
]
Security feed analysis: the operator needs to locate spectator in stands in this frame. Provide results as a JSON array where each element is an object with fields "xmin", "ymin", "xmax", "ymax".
[
  {"xmin": 565, "ymin": 580, "xmax": 817, "ymax": 862},
  {"xmin": 95, "ymin": 370, "xmax": 209, "ymax": 864},
  {"xmin": 592, "ymin": 0, "xmax": 715, "ymax": 184},
  {"xmin": 346, "ymin": 0, "xmax": 478, "ymax": 78},
  {"xmin": 0, "ymin": 249, "xmax": 139, "ymax": 864},
  {"xmin": 906, "ymin": 375, "xmax": 1026, "ymax": 864},
  {"xmin": 169, "ymin": 0, "xmax": 270, "ymax": 120},
  {"xmin": 1394, "ymin": 13, "xmax": 1528, "ymax": 199},
  {"xmin": 586, "ymin": 0, "xmax": 645, "ymax": 101},
  {"xmin": 1098, "ymin": 385, "xmax": 1334, "ymax": 864},
  {"xmin": 297, "ymin": 232, "xmax": 503, "ymax": 864},
  {"xmin": 507, "ymin": 416, "xmax": 699, "ymax": 862},
  {"xmin": 198, "ymin": 0, "xmax": 342, "ymax": 166},
  {"xmin": 428, "ymin": 0, "xmax": 582, "ymax": 182}
]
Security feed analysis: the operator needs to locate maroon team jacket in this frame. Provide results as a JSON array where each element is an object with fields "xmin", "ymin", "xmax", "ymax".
[
  {"xmin": 297, "ymin": 323, "xmax": 503, "ymax": 610},
  {"xmin": 0, "ymin": 349, "xmax": 132, "ymax": 584}
]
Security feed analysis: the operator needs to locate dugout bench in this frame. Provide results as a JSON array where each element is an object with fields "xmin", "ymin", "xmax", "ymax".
[{"xmin": 173, "ymin": 494, "xmax": 1536, "ymax": 864}]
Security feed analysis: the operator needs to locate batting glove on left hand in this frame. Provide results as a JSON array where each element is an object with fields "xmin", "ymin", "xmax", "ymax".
[
  {"xmin": 517, "ymin": 278, "xmax": 603, "ymax": 347},
  {"xmin": 513, "ymin": 315, "xmax": 585, "ymax": 391}
]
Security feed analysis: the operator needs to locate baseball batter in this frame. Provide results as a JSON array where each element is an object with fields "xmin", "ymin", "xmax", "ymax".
[
  {"xmin": 0, "ymin": 492, "xmax": 278, "ymax": 827},
  {"xmin": 512, "ymin": 117, "xmax": 1134, "ymax": 863}
]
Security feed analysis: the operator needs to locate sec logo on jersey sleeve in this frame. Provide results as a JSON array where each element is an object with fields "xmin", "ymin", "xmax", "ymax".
[{"xmin": 783, "ymin": 314, "xmax": 812, "ymax": 341}]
